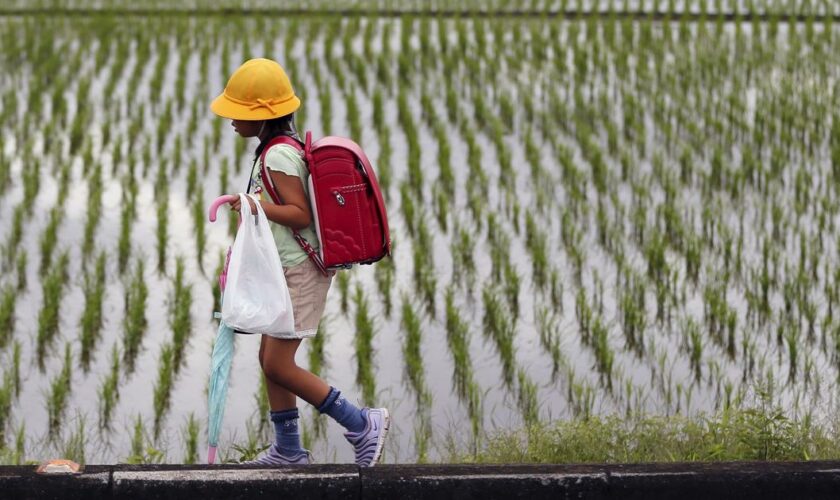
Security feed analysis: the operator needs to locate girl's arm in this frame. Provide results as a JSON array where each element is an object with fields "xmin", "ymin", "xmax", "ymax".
[
  {"xmin": 261, "ymin": 170, "xmax": 312, "ymax": 229},
  {"xmin": 231, "ymin": 170, "xmax": 312, "ymax": 229}
]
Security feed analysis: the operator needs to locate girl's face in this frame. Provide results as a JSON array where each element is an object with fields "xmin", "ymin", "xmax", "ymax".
[{"xmin": 231, "ymin": 119, "xmax": 263, "ymax": 138}]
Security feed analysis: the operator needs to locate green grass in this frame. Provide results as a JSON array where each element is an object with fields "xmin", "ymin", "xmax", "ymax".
[{"xmin": 450, "ymin": 405, "xmax": 840, "ymax": 464}]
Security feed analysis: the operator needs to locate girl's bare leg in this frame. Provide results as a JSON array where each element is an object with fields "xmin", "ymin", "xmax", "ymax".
[{"xmin": 259, "ymin": 335, "xmax": 330, "ymax": 409}]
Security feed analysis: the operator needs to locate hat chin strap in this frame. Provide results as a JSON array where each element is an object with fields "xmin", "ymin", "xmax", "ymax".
[{"xmin": 257, "ymin": 120, "xmax": 267, "ymax": 138}]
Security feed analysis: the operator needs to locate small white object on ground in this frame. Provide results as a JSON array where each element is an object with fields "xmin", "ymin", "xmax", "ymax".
[{"xmin": 36, "ymin": 459, "xmax": 82, "ymax": 474}]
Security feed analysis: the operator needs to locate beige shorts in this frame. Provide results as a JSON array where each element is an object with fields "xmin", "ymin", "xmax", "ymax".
[{"xmin": 265, "ymin": 258, "xmax": 333, "ymax": 340}]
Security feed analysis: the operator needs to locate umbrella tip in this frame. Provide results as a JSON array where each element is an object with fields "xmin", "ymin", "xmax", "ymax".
[{"xmin": 208, "ymin": 446, "xmax": 217, "ymax": 464}]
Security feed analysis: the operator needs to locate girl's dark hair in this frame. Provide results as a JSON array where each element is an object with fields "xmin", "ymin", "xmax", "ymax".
[{"xmin": 254, "ymin": 113, "xmax": 300, "ymax": 157}]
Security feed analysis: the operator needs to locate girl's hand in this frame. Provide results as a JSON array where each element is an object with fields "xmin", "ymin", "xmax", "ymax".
[{"xmin": 229, "ymin": 196, "xmax": 258, "ymax": 215}]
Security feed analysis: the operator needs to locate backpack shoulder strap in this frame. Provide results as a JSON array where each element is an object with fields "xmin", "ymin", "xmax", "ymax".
[
  {"xmin": 258, "ymin": 134, "xmax": 328, "ymax": 276},
  {"xmin": 258, "ymin": 135, "xmax": 300, "ymax": 205}
]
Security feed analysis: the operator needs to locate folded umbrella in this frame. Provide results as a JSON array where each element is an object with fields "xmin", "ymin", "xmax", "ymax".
[{"xmin": 207, "ymin": 195, "xmax": 239, "ymax": 464}]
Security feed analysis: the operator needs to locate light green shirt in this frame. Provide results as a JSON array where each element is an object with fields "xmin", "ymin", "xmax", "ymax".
[{"xmin": 249, "ymin": 143, "xmax": 320, "ymax": 267}]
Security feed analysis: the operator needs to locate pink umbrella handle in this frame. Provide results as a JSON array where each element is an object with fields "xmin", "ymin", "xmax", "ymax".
[
  {"xmin": 208, "ymin": 445, "xmax": 217, "ymax": 464},
  {"xmin": 208, "ymin": 195, "xmax": 239, "ymax": 222}
]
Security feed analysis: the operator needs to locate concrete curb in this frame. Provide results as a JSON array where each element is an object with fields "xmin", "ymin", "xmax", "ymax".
[{"xmin": 2, "ymin": 461, "xmax": 840, "ymax": 499}]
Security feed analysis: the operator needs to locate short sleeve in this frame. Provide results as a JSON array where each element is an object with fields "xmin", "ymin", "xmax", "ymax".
[{"xmin": 263, "ymin": 143, "xmax": 306, "ymax": 178}]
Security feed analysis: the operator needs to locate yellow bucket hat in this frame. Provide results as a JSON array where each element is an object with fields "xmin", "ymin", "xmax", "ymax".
[{"xmin": 211, "ymin": 58, "xmax": 300, "ymax": 121}]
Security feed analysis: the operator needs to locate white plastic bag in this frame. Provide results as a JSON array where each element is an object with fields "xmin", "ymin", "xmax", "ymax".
[{"xmin": 221, "ymin": 193, "xmax": 295, "ymax": 335}]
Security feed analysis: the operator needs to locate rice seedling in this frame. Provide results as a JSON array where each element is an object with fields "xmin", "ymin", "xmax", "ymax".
[
  {"xmin": 435, "ymin": 122, "xmax": 454, "ymax": 198},
  {"xmin": 353, "ymin": 285, "xmax": 376, "ymax": 406},
  {"xmin": 524, "ymin": 212, "xmax": 549, "ymax": 290},
  {"xmin": 516, "ymin": 369, "xmax": 539, "ymax": 428},
  {"xmin": 336, "ymin": 270, "xmax": 351, "ymax": 316},
  {"xmin": 400, "ymin": 295, "xmax": 430, "ymax": 407},
  {"xmin": 152, "ymin": 342, "xmax": 175, "ymax": 440},
  {"xmin": 253, "ymin": 370, "xmax": 270, "ymax": 435},
  {"xmin": 156, "ymin": 186, "xmax": 169, "ymax": 274},
  {"xmin": 0, "ymin": 287, "xmax": 14, "ymax": 350},
  {"xmin": 7, "ymin": 424, "xmax": 25, "ymax": 465},
  {"xmin": 192, "ymin": 186, "xmax": 206, "ymax": 271},
  {"xmin": 590, "ymin": 318, "xmax": 614, "ymax": 391},
  {"xmin": 82, "ymin": 162, "xmax": 103, "ymax": 260},
  {"xmin": 346, "ymin": 86, "xmax": 362, "ymax": 142},
  {"xmin": 0, "ymin": 372, "xmax": 12, "ymax": 446},
  {"xmin": 186, "ymin": 158, "xmax": 197, "ymax": 203},
  {"xmin": 503, "ymin": 261, "xmax": 521, "ymax": 321},
  {"xmin": 125, "ymin": 414, "xmax": 165, "ymax": 464},
  {"xmin": 451, "ymin": 224, "xmax": 476, "ymax": 291},
  {"xmin": 60, "ymin": 417, "xmax": 86, "ymax": 465},
  {"xmin": 98, "ymin": 343, "xmax": 120, "ymax": 431},
  {"xmin": 181, "ymin": 413, "xmax": 199, "ymax": 464},
  {"xmin": 399, "ymin": 181, "xmax": 417, "ymax": 238},
  {"xmin": 79, "ymin": 252, "xmax": 107, "ymax": 371},
  {"xmin": 14, "ymin": 251, "xmax": 26, "ymax": 292},
  {"xmin": 123, "ymin": 259, "xmax": 148, "ymax": 374},
  {"xmin": 117, "ymin": 195, "xmax": 133, "ymax": 275},
  {"xmin": 36, "ymin": 252, "xmax": 69, "ymax": 370},
  {"xmin": 226, "ymin": 420, "xmax": 270, "ymax": 464},
  {"xmin": 482, "ymin": 284, "xmax": 516, "ymax": 389},
  {"xmin": 307, "ymin": 319, "xmax": 329, "ymax": 439},
  {"xmin": 433, "ymin": 185, "xmax": 449, "ymax": 233},
  {"xmin": 444, "ymin": 287, "xmax": 478, "ymax": 409},
  {"xmin": 46, "ymin": 343, "xmax": 73, "ymax": 437},
  {"xmin": 373, "ymin": 249, "xmax": 395, "ymax": 319},
  {"xmin": 9, "ymin": 341, "xmax": 20, "ymax": 399},
  {"xmin": 536, "ymin": 306, "xmax": 564, "ymax": 380},
  {"xmin": 38, "ymin": 207, "xmax": 63, "ymax": 276},
  {"xmin": 170, "ymin": 257, "xmax": 193, "ymax": 372},
  {"xmin": 619, "ymin": 271, "xmax": 646, "ymax": 357},
  {"xmin": 398, "ymin": 87, "xmax": 423, "ymax": 201},
  {"xmin": 319, "ymin": 77, "xmax": 332, "ymax": 136},
  {"xmin": 413, "ymin": 218, "xmax": 437, "ymax": 317}
]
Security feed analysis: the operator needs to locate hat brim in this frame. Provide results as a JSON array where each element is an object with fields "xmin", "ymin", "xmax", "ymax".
[{"xmin": 210, "ymin": 93, "xmax": 300, "ymax": 121}]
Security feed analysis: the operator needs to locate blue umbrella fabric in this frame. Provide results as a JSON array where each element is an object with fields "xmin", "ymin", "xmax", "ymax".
[{"xmin": 207, "ymin": 308, "xmax": 235, "ymax": 464}]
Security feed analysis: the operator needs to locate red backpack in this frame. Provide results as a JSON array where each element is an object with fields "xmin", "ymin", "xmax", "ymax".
[{"xmin": 258, "ymin": 132, "xmax": 391, "ymax": 275}]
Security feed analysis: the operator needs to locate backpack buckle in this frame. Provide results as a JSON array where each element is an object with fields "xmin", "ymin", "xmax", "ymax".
[{"xmin": 334, "ymin": 191, "xmax": 346, "ymax": 206}]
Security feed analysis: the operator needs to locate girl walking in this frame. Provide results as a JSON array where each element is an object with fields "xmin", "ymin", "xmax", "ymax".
[{"xmin": 210, "ymin": 58, "xmax": 389, "ymax": 466}]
